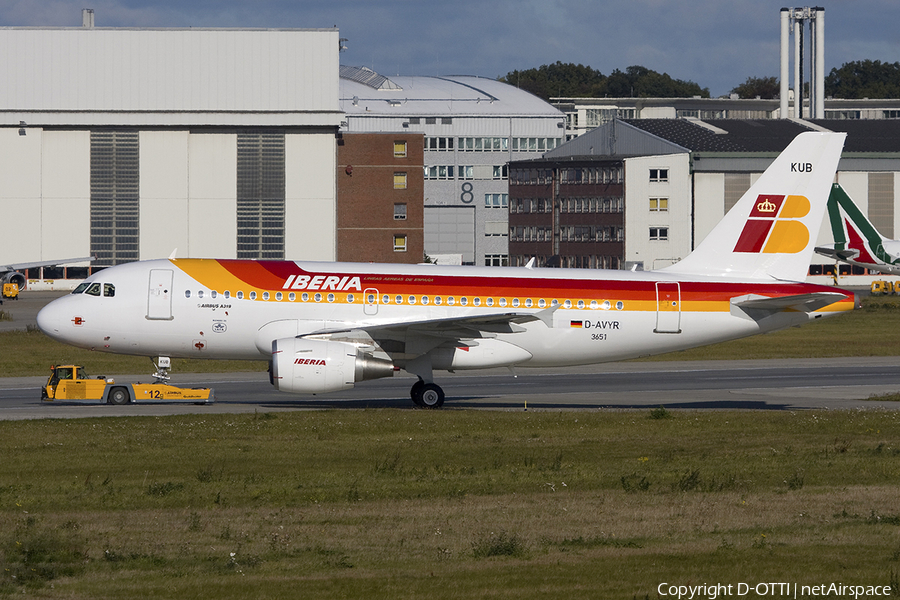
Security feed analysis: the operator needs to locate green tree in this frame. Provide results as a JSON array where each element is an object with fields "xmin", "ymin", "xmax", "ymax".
[
  {"xmin": 499, "ymin": 63, "xmax": 709, "ymax": 101},
  {"xmin": 498, "ymin": 62, "xmax": 605, "ymax": 100},
  {"xmin": 730, "ymin": 76, "xmax": 780, "ymax": 99},
  {"xmin": 825, "ymin": 60, "xmax": 900, "ymax": 99}
]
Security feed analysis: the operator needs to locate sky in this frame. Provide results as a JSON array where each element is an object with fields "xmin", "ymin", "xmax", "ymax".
[{"xmin": 2, "ymin": 0, "xmax": 899, "ymax": 97}]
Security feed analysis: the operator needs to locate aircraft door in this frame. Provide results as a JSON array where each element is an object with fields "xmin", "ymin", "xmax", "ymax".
[
  {"xmin": 654, "ymin": 282, "xmax": 681, "ymax": 334},
  {"xmin": 364, "ymin": 288, "xmax": 379, "ymax": 315},
  {"xmin": 148, "ymin": 269, "xmax": 174, "ymax": 320}
]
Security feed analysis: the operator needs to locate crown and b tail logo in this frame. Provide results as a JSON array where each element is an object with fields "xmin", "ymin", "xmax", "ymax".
[{"xmin": 733, "ymin": 194, "xmax": 811, "ymax": 254}]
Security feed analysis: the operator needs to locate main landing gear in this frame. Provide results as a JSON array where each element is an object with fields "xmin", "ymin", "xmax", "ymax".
[{"xmin": 410, "ymin": 378, "xmax": 445, "ymax": 409}]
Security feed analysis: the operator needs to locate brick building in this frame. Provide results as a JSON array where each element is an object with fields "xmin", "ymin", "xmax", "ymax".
[{"xmin": 336, "ymin": 132, "xmax": 425, "ymax": 263}]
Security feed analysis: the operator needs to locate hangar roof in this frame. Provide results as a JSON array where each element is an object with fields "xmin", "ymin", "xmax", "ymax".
[
  {"xmin": 339, "ymin": 66, "xmax": 563, "ymax": 118},
  {"xmin": 550, "ymin": 117, "xmax": 900, "ymax": 160}
]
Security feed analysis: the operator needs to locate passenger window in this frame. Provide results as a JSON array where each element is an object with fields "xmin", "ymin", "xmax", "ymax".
[
  {"xmin": 86, "ymin": 283, "xmax": 102, "ymax": 296},
  {"xmin": 185, "ymin": 290, "xmax": 191, "ymax": 298}
]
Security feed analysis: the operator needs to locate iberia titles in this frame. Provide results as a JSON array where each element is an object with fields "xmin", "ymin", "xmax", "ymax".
[{"xmin": 282, "ymin": 275, "xmax": 363, "ymax": 291}]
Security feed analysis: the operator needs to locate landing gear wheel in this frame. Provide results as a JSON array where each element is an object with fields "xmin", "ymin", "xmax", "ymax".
[
  {"xmin": 410, "ymin": 379, "xmax": 425, "ymax": 406},
  {"xmin": 109, "ymin": 387, "xmax": 129, "ymax": 405},
  {"xmin": 418, "ymin": 383, "xmax": 444, "ymax": 409}
]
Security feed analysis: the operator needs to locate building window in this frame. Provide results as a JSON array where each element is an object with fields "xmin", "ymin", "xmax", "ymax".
[
  {"xmin": 393, "ymin": 172, "xmax": 407, "ymax": 189},
  {"xmin": 393, "ymin": 141, "xmax": 407, "ymax": 157},
  {"xmin": 484, "ymin": 193, "xmax": 508, "ymax": 208},
  {"xmin": 424, "ymin": 165, "xmax": 455, "ymax": 180},
  {"xmin": 485, "ymin": 222, "xmax": 507, "ymax": 237},
  {"xmin": 649, "ymin": 197, "xmax": 668, "ymax": 212},
  {"xmin": 394, "ymin": 203, "xmax": 407, "ymax": 220},
  {"xmin": 90, "ymin": 130, "xmax": 140, "ymax": 266},
  {"xmin": 237, "ymin": 131, "xmax": 286, "ymax": 260},
  {"xmin": 650, "ymin": 168, "xmax": 668, "ymax": 183},
  {"xmin": 484, "ymin": 254, "xmax": 509, "ymax": 267},
  {"xmin": 426, "ymin": 137, "xmax": 454, "ymax": 151},
  {"xmin": 650, "ymin": 227, "xmax": 668, "ymax": 241},
  {"xmin": 393, "ymin": 235, "xmax": 408, "ymax": 252}
]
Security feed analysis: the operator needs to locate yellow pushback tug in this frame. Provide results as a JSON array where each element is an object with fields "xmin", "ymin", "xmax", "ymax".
[{"xmin": 41, "ymin": 360, "xmax": 214, "ymax": 405}]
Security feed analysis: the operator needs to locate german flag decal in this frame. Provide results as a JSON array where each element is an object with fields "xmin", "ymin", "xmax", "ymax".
[{"xmin": 570, "ymin": 321, "xmax": 583, "ymax": 328}]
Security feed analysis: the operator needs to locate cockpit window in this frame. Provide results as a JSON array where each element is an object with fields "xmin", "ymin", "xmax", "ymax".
[
  {"xmin": 85, "ymin": 283, "xmax": 102, "ymax": 296},
  {"xmin": 103, "ymin": 284, "xmax": 115, "ymax": 297},
  {"xmin": 73, "ymin": 282, "xmax": 90, "ymax": 294}
]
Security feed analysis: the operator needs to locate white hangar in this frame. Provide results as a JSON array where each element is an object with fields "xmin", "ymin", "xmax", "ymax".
[{"xmin": 0, "ymin": 25, "xmax": 342, "ymax": 271}]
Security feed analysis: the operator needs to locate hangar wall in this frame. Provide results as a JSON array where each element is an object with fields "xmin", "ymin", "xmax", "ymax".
[{"xmin": 0, "ymin": 27, "xmax": 341, "ymax": 271}]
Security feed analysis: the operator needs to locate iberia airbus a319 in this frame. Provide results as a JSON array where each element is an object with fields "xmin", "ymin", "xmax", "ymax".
[{"xmin": 38, "ymin": 132, "xmax": 853, "ymax": 408}]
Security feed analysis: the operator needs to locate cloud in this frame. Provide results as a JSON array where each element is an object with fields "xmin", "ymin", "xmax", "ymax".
[{"xmin": 2, "ymin": 0, "xmax": 898, "ymax": 97}]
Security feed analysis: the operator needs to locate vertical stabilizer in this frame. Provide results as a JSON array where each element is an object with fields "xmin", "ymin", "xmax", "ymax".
[
  {"xmin": 824, "ymin": 183, "xmax": 889, "ymax": 264},
  {"xmin": 661, "ymin": 132, "xmax": 845, "ymax": 280}
]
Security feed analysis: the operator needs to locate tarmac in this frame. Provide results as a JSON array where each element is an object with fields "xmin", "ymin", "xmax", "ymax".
[{"xmin": 0, "ymin": 290, "xmax": 67, "ymax": 332}]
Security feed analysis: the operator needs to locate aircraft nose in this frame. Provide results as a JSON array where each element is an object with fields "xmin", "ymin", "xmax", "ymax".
[{"xmin": 37, "ymin": 298, "xmax": 66, "ymax": 339}]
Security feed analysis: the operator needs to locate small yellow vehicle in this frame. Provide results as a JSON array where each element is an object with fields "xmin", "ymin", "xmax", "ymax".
[
  {"xmin": 871, "ymin": 280, "xmax": 893, "ymax": 295},
  {"xmin": 41, "ymin": 364, "xmax": 214, "ymax": 405},
  {"xmin": 1, "ymin": 283, "xmax": 18, "ymax": 302}
]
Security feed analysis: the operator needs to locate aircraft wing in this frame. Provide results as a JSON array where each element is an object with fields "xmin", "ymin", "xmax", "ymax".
[
  {"xmin": 307, "ymin": 308, "xmax": 555, "ymax": 340},
  {"xmin": 731, "ymin": 292, "xmax": 850, "ymax": 317},
  {"xmin": 301, "ymin": 308, "xmax": 557, "ymax": 357},
  {"xmin": 2, "ymin": 257, "xmax": 94, "ymax": 271}
]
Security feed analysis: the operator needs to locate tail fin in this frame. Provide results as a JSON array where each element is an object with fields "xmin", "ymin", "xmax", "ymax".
[
  {"xmin": 817, "ymin": 183, "xmax": 890, "ymax": 265},
  {"xmin": 662, "ymin": 132, "xmax": 846, "ymax": 280}
]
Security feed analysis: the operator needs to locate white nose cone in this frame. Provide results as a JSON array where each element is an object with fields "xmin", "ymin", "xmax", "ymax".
[{"xmin": 37, "ymin": 300, "xmax": 64, "ymax": 339}]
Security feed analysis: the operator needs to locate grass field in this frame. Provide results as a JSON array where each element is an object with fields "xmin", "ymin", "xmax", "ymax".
[
  {"xmin": 2, "ymin": 297, "xmax": 900, "ymax": 598},
  {"xmin": 3, "ymin": 295, "xmax": 900, "ymax": 378},
  {"xmin": 1, "ymin": 409, "xmax": 899, "ymax": 599}
]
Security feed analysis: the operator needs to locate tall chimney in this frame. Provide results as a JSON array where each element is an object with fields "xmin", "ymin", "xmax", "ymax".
[{"xmin": 82, "ymin": 8, "xmax": 95, "ymax": 28}]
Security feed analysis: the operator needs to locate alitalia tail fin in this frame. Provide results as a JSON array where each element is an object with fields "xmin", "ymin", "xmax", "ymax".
[
  {"xmin": 661, "ymin": 132, "xmax": 846, "ymax": 280},
  {"xmin": 815, "ymin": 184, "xmax": 893, "ymax": 267}
]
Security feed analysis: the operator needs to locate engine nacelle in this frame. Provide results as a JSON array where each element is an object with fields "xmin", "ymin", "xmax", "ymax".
[
  {"xmin": 271, "ymin": 337, "xmax": 395, "ymax": 394},
  {"xmin": 1, "ymin": 271, "xmax": 26, "ymax": 291}
]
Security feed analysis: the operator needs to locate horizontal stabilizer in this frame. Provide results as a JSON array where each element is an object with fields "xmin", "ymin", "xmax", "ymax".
[
  {"xmin": 814, "ymin": 245, "xmax": 860, "ymax": 262},
  {"xmin": 731, "ymin": 292, "xmax": 849, "ymax": 316}
]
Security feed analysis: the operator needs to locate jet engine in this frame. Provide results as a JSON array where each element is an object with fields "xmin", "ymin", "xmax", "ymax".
[
  {"xmin": 1, "ymin": 270, "xmax": 26, "ymax": 291},
  {"xmin": 271, "ymin": 337, "xmax": 395, "ymax": 394}
]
